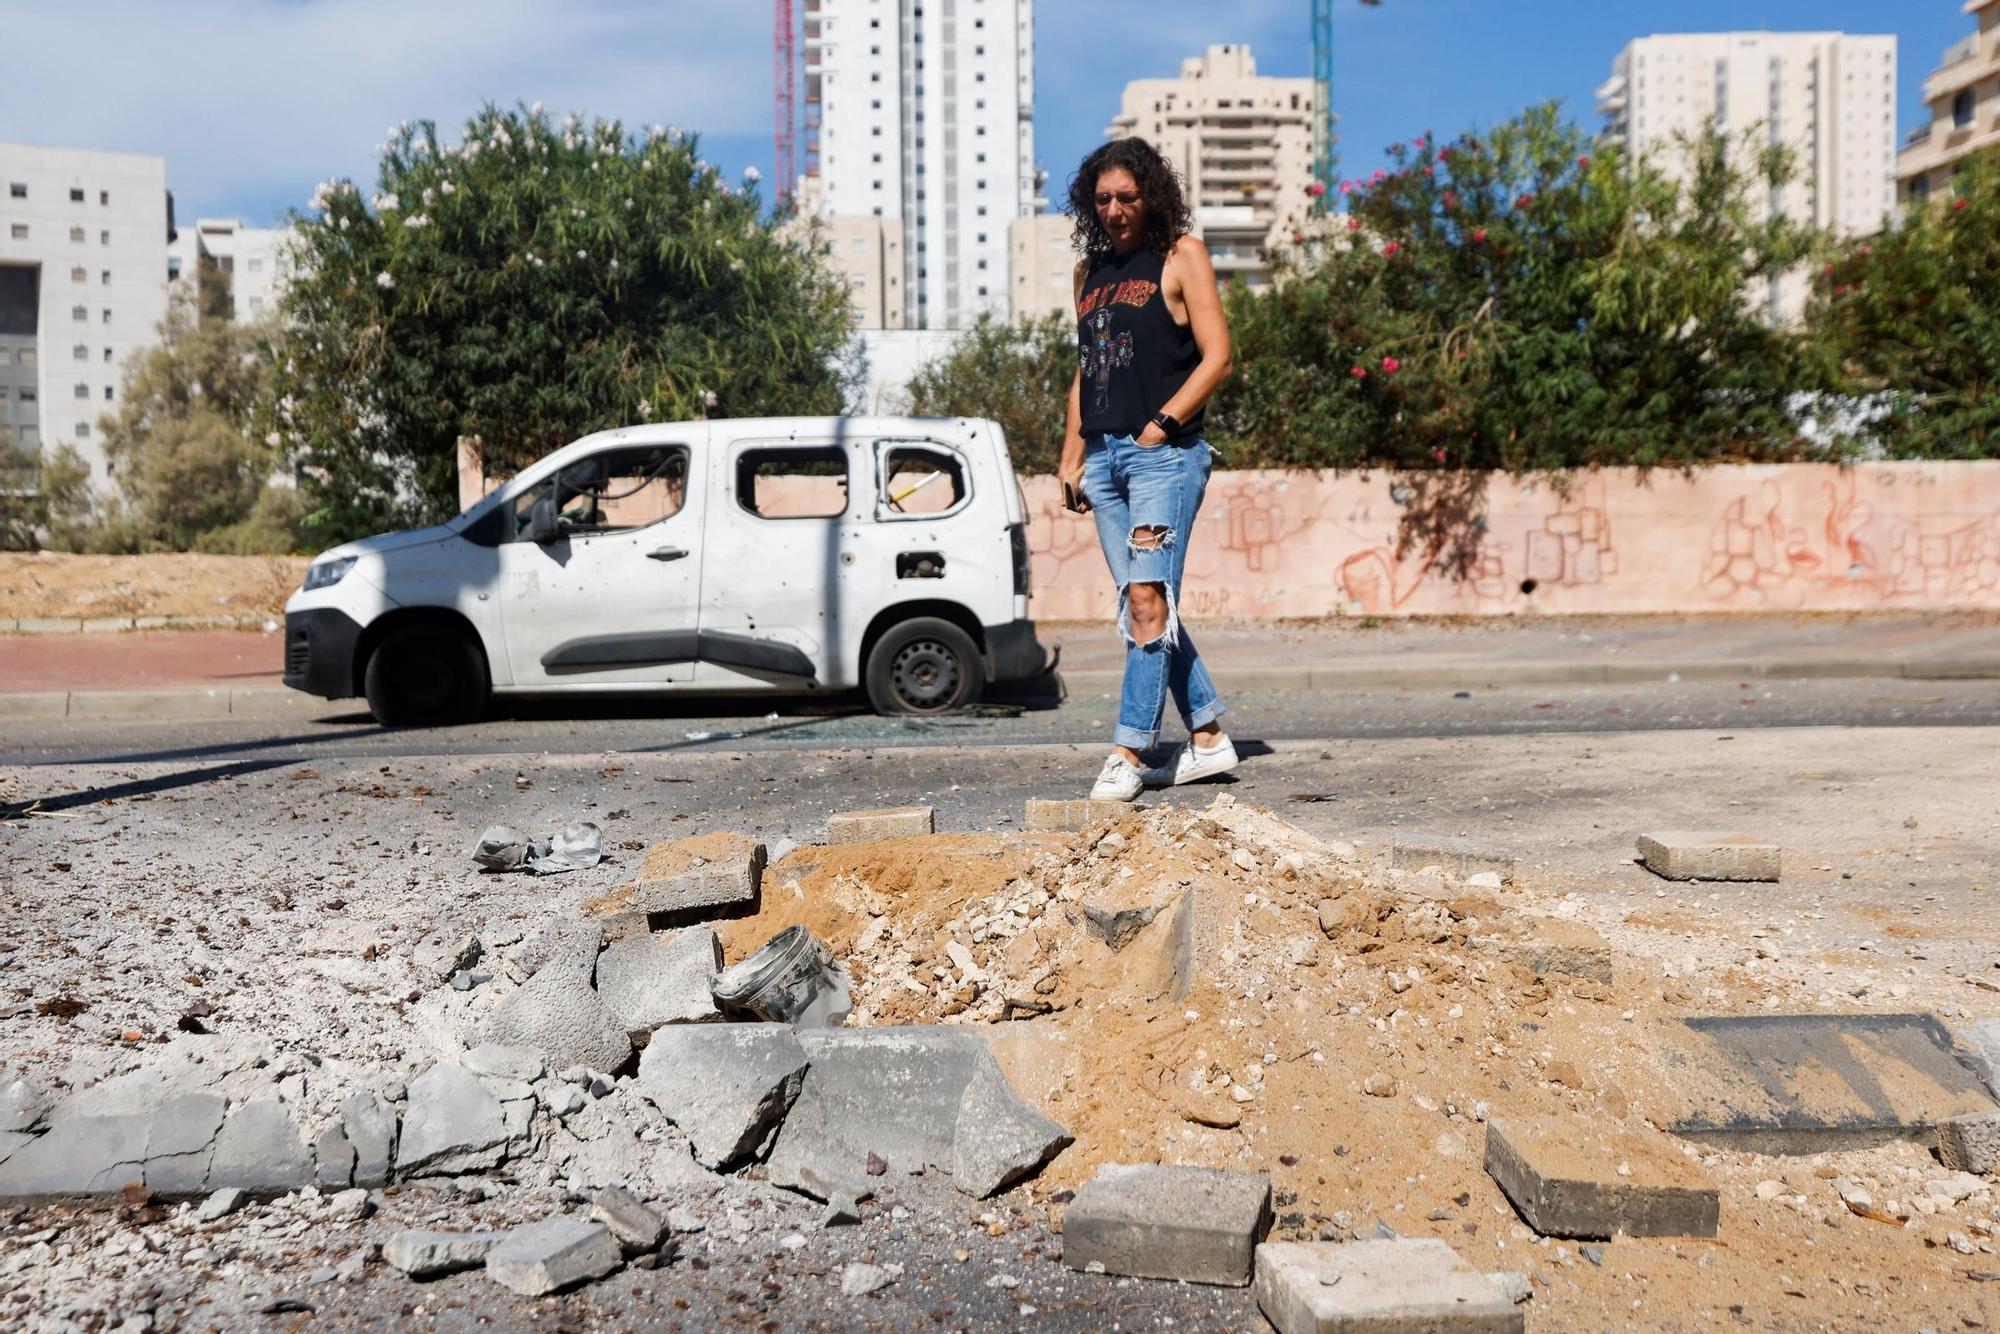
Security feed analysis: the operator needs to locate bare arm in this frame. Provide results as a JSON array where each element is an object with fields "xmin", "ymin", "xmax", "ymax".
[
  {"xmin": 1059, "ymin": 259, "xmax": 1088, "ymax": 486},
  {"xmin": 1139, "ymin": 236, "xmax": 1232, "ymax": 443}
]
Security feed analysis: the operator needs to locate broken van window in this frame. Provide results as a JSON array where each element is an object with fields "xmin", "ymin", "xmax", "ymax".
[
  {"xmin": 880, "ymin": 445, "xmax": 968, "ymax": 517},
  {"xmin": 737, "ymin": 446, "xmax": 849, "ymax": 519},
  {"xmin": 509, "ymin": 444, "xmax": 689, "ymax": 540}
]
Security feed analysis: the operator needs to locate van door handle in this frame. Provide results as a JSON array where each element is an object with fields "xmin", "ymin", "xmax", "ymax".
[{"xmin": 647, "ymin": 546, "xmax": 689, "ymax": 562}]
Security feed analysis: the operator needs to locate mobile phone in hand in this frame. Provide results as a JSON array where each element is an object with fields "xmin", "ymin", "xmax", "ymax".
[{"xmin": 1062, "ymin": 480, "xmax": 1091, "ymax": 514}]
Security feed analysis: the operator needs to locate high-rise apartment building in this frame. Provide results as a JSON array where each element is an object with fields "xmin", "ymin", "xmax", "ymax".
[
  {"xmin": 167, "ymin": 218, "xmax": 294, "ymax": 323},
  {"xmin": 0, "ymin": 143, "xmax": 172, "ymax": 485},
  {"xmin": 1105, "ymin": 44, "xmax": 1318, "ymax": 293},
  {"xmin": 802, "ymin": 0, "xmax": 1039, "ymax": 329},
  {"xmin": 1597, "ymin": 32, "xmax": 1897, "ymax": 319},
  {"xmin": 1007, "ymin": 212, "xmax": 1073, "ymax": 322},
  {"xmin": 1897, "ymin": 0, "xmax": 2000, "ymax": 204}
]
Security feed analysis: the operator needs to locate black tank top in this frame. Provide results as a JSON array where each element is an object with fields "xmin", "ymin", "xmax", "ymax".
[{"xmin": 1076, "ymin": 245, "xmax": 1203, "ymax": 442}]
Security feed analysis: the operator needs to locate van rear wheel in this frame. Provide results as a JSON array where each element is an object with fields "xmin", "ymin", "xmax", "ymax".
[
  {"xmin": 865, "ymin": 618, "xmax": 984, "ymax": 716},
  {"xmin": 363, "ymin": 624, "xmax": 489, "ymax": 727}
]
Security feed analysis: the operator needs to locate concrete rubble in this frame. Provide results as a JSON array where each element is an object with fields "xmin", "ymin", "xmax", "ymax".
[
  {"xmin": 596, "ymin": 927, "xmax": 726, "ymax": 1038},
  {"xmin": 1483, "ymin": 1117, "xmax": 1721, "ymax": 1239},
  {"xmin": 1255, "ymin": 1238, "xmax": 1524, "ymax": 1333},
  {"xmin": 1636, "ymin": 831, "xmax": 1781, "ymax": 882},
  {"xmin": 1061, "ymin": 1163, "xmax": 1272, "ymax": 1286},
  {"xmin": 636, "ymin": 1024, "xmax": 810, "ymax": 1170},
  {"xmin": 826, "ymin": 805, "xmax": 935, "ymax": 843},
  {"xmin": 483, "ymin": 1217, "xmax": 623, "ymax": 1295},
  {"xmin": 1390, "ymin": 833, "xmax": 1516, "ymax": 882}
]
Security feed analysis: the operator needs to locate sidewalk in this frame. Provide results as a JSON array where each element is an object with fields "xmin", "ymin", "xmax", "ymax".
[{"xmin": 1, "ymin": 612, "xmax": 1996, "ymax": 721}]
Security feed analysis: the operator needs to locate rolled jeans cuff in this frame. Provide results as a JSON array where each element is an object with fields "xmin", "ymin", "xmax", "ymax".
[
  {"xmin": 1187, "ymin": 697, "xmax": 1225, "ymax": 731},
  {"xmin": 1112, "ymin": 722, "xmax": 1160, "ymax": 750}
]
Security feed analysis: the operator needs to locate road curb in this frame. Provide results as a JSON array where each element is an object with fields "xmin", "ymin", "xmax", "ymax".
[{"xmin": 2, "ymin": 651, "xmax": 1993, "ymax": 723}]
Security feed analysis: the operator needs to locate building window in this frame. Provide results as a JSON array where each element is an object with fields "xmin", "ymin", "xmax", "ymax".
[
  {"xmin": 1953, "ymin": 88, "xmax": 1976, "ymax": 128},
  {"xmin": 100, "ymin": 230, "xmax": 109, "ymax": 246},
  {"xmin": 101, "ymin": 309, "xmax": 111, "ymax": 324},
  {"xmin": 102, "ymin": 348, "xmax": 112, "ymax": 363},
  {"xmin": 168, "ymin": 257, "xmax": 182, "ymax": 279},
  {"xmin": 104, "ymin": 386, "xmax": 114, "ymax": 401},
  {"xmin": 9, "ymin": 224, "xmax": 27, "ymax": 240},
  {"xmin": 247, "ymin": 257, "xmax": 263, "ymax": 274},
  {"xmin": 70, "ymin": 226, "xmax": 85, "ymax": 243},
  {"xmin": 100, "ymin": 190, "xmax": 109, "ymax": 206},
  {"xmin": 75, "ymin": 383, "xmax": 90, "ymax": 399},
  {"xmin": 72, "ymin": 305, "xmax": 88, "ymax": 321},
  {"xmin": 73, "ymin": 345, "xmax": 88, "ymax": 361},
  {"xmin": 70, "ymin": 266, "xmax": 86, "ymax": 283},
  {"xmin": 248, "ymin": 297, "xmax": 264, "ymax": 313},
  {"xmin": 6, "ymin": 183, "xmax": 23, "ymax": 199},
  {"xmin": 75, "ymin": 422, "xmax": 90, "ymax": 439},
  {"xmin": 871, "ymin": 72, "xmax": 881, "ymax": 82},
  {"xmin": 69, "ymin": 187, "xmax": 85, "ymax": 203},
  {"xmin": 101, "ymin": 271, "xmax": 111, "ymax": 286}
]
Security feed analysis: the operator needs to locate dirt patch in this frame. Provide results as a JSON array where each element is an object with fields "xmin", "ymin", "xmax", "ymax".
[{"xmin": 0, "ymin": 552, "xmax": 308, "ymax": 621}]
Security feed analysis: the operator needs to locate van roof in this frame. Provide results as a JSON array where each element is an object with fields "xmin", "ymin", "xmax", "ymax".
[{"xmin": 538, "ymin": 416, "xmax": 994, "ymax": 469}]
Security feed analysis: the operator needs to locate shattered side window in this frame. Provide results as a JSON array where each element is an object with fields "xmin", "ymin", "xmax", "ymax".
[
  {"xmin": 736, "ymin": 446, "xmax": 850, "ymax": 519},
  {"xmin": 509, "ymin": 444, "xmax": 689, "ymax": 541},
  {"xmin": 878, "ymin": 444, "xmax": 968, "ymax": 518}
]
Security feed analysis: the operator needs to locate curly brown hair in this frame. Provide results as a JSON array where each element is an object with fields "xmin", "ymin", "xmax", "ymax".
[{"xmin": 1066, "ymin": 137, "xmax": 1193, "ymax": 263}]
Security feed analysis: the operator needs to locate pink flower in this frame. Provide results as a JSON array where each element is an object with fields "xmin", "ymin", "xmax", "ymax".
[
  {"xmin": 1372, "ymin": 170, "xmax": 1387, "ymax": 184},
  {"xmin": 1516, "ymin": 194, "xmax": 1535, "ymax": 209},
  {"xmin": 1347, "ymin": 216, "xmax": 1363, "ymax": 232},
  {"xmin": 1437, "ymin": 148, "xmax": 1451, "ymax": 162},
  {"xmin": 1577, "ymin": 155, "xmax": 1591, "ymax": 170},
  {"xmin": 1340, "ymin": 181, "xmax": 1356, "ymax": 195},
  {"xmin": 1414, "ymin": 138, "xmax": 1428, "ymax": 150},
  {"xmin": 1954, "ymin": 198, "xmax": 1969, "ymax": 211},
  {"xmin": 1430, "ymin": 447, "xmax": 1446, "ymax": 463},
  {"xmin": 1382, "ymin": 241, "xmax": 1401, "ymax": 256},
  {"xmin": 1472, "ymin": 227, "xmax": 1488, "ymax": 244},
  {"xmin": 1307, "ymin": 181, "xmax": 1327, "ymax": 197},
  {"xmin": 1350, "ymin": 366, "xmax": 1369, "ymax": 379},
  {"xmin": 1382, "ymin": 357, "xmax": 1402, "ymax": 375},
  {"xmin": 1423, "ymin": 167, "xmax": 1434, "ymax": 177}
]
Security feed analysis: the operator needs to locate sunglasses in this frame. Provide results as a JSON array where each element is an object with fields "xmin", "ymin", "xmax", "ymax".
[{"xmin": 1093, "ymin": 191, "xmax": 1143, "ymax": 208}]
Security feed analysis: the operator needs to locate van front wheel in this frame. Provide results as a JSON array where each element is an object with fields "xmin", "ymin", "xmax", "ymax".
[
  {"xmin": 865, "ymin": 618, "xmax": 984, "ymax": 715},
  {"xmin": 363, "ymin": 624, "xmax": 489, "ymax": 727}
]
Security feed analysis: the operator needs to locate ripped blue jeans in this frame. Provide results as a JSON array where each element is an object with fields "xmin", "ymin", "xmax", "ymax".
[{"xmin": 1081, "ymin": 433, "xmax": 1226, "ymax": 751}]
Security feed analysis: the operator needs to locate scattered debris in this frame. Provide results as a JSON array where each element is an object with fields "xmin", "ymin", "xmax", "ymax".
[
  {"xmin": 384, "ymin": 1229, "xmax": 508, "ymax": 1278},
  {"xmin": 483, "ymin": 1218, "xmax": 622, "ymax": 1295},
  {"xmin": 1255, "ymin": 1239, "xmax": 1523, "ymax": 1333},
  {"xmin": 711, "ymin": 925, "xmax": 852, "ymax": 1029},
  {"xmin": 1636, "ymin": 831, "xmax": 1780, "ymax": 883},
  {"xmin": 1938, "ymin": 1111, "xmax": 2000, "ymax": 1174},
  {"xmin": 827, "ymin": 805, "xmax": 936, "ymax": 843},
  {"xmin": 1061, "ymin": 1163, "xmax": 1272, "ymax": 1287},
  {"xmin": 1390, "ymin": 834, "xmax": 1515, "ymax": 883},
  {"xmin": 636, "ymin": 1024, "xmax": 810, "ymax": 1170},
  {"xmin": 1483, "ymin": 1117, "xmax": 1720, "ymax": 1239},
  {"xmin": 472, "ymin": 822, "xmax": 605, "ymax": 875}
]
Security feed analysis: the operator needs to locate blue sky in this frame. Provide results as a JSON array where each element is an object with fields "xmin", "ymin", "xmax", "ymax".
[{"xmin": 0, "ymin": 1, "xmax": 1972, "ymax": 226}]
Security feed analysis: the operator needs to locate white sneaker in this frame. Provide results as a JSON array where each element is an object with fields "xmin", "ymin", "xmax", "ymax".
[
  {"xmin": 1090, "ymin": 753, "xmax": 1146, "ymax": 802},
  {"xmin": 1159, "ymin": 735, "xmax": 1238, "ymax": 786}
]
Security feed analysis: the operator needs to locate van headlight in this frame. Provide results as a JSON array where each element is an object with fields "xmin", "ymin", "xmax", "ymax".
[{"xmin": 303, "ymin": 556, "xmax": 357, "ymax": 592}]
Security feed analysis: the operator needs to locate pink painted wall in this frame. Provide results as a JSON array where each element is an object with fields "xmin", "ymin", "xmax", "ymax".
[{"xmin": 1022, "ymin": 462, "xmax": 2000, "ymax": 619}]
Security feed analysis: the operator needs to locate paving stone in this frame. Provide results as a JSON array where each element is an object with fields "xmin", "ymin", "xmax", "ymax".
[
  {"xmin": 1470, "ymin": 919, "xmax": 1615, "ymax": 983},
  {"xmin": 767, "ymin": 1028, "xmax": 989, "ymax": 1198},
  {"xmin": 1061, "ymin": 1163, "xmax": 1271, "ymax": 1286},
  {"xmin": 396, "ymin": 1064, "xmax": 511, "ymax": 1176},
  {"xmin": 0, "ymin": 1078, "xmax": 50, "ymax": 1133},
  {"xmin": 340, "ymin": 1092, "xmax": 398, "ymax": 1187},
  {"xmin": 1939, "ymin": 1112, "xmax": 2000, "ymax": 1175},
  {"xmin": 950, "ymin": 1056, "xmax": 1071, "ymax": 1198},
  {"xmin": 596, "ymin": 928, "xmax": 725, "ymax": 1040},
  {"xmin": 383, "ymin": 1228, "xmax": 508, "ymax": 1277},
  {"xmin": 206, "ymin": 1098, "xmax": 314, "ymax": 1192},
  {"xmin": 615, "ymin": 834, "xmax": 766, "ymax": 917},
  {"xmin": 1023, "ymin": 798, "xmax": 1129, "ymax": 833},
  {"xmin": 636, "ymin": 1024, "xmax": 810, "ymax": 1169},
  {"xmin": 1636, "ymin": 832, "xmax": 1780, "ymax": 882},
  {"xmin": 1664, "ymin": 1013, "xmax": 1998, "ymax": 1152},
  {"xmin": 826, "ymin": 806, "xmax": 935, "ymax": 843},
  {"xmin": 1391, "ymin": 834, "xmax": 1515, "ymax": 882},
  {"xmin": 462, "ymin": 1045, "xmax": 547, "ymax": 1083},
  {"xmin": 503, "ymin": 921, "xmax": 604, "ymax": 984},
  {"xmin": 1483, "ymin": 1117, "xmax": 1718, "ymax": 1239},
  {"xmin": 194, "ymin": 1186, "xmax": 249, "ymax": 1222},
  {"xmin": 479, "ymin": 963, "xmax": 633, "ymax": 1075},
  {"xmin": 0, "ymin": 1112, "xmax": 149, "ymax": 1195},
  {"xmin": 313, "ymin": 1122, "xmax": 356, "ymax": 1189},
  {"xmin": 1255, "ymin": 1239, "xmax": 1523, "ymax": 1333},
  {"xmin": 484, "ymin": 1218, "xmax": 623, "ymax": 1295},
  {"xmin": 590, "ymin": 1185, "xmax": 668, "ymax": 1252},
  {"xmin": 142, "ymin": 1093, "xmax": 228, "ymax": 1194}
]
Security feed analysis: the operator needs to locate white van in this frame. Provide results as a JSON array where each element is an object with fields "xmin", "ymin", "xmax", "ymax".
[{"xmin": 283, "ymin": 416, "xmax": 1051, "ymax": 725}]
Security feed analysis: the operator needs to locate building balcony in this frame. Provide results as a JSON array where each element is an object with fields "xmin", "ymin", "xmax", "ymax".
[{"xmin": 1923, "ymin": 37, "xmax": 1997, "ymax": 101}]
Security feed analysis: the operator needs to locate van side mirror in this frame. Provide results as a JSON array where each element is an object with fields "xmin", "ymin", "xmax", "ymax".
[{"xmin": 526, "ymin": 496, "xmax": 561, "ymax": 545}]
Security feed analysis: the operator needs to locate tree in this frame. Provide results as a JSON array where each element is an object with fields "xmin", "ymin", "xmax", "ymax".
[
  {"xmin": 1807, "ymin": 148, "xmax": 2000, "ymax": 459},
  {"xmin": 903, "ymin": 314, "xmax": 1076, "ymax": 474},
  {"xmin": 267, "ymin": 105, "xmax": 857, "ymax": 545},
  {"xmin": 1213, "ymin": 105, "xmax": 1830, "ymax": 474},
  {"xmin": 0, "ymin": 427, "xmax": 92, "ymax": 552},
  {"xmin": 95, "ymin": 289, "xmax": 288, "ymax": 552}
]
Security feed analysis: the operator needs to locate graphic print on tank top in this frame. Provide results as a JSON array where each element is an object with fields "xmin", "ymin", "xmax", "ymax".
[
  {"xmin": 1082, "ymin": 307, "xmax": 1135, "ymax": 417},
  {"xmin": 1076, "ymin": 248, "xmax": 1203, "ymax": 441}
]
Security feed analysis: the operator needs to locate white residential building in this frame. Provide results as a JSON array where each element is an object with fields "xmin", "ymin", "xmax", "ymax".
[
  {"xmin": 1106, "ymin": 44, "xmax": 1319, "ymax": 292},
  {"xmin": 1897, "ymin": 0, "xmax": 2000, "ymax": 204},
  {"xmin": 168, "ymin": 218, "xmax": 294, "ymax": 322},
  {"xmin": 0, "ymin": 142, "xmax": 172, "ymax": 485},
  {"xmin": 1007, "ymin": 212, "xmax": 1074, "ymax": 322},
  {"xmin": 802, "ymin": 0, "xmax": 1040, "ymax": 329},
  {"xmin": 1596, "ymin": 32, "xmax": 1898, "ymax": 318}
]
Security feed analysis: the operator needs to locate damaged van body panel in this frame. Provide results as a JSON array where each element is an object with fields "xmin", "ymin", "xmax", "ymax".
[{"xmin": 283, "ymin": 416, "xmax": 1051, "ymax": 723}]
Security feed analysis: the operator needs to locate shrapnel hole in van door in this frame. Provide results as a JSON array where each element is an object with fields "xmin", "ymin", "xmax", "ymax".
[
  {"xmin": 737, "ymin": 446, "xmax": 849, "ymax": 518},
  {"xmin": 880, "ymin": 445, "xmax": 967, "ymax": 515}
]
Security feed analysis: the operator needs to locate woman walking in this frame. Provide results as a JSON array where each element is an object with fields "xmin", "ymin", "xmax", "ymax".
[{"xmin": 1059, "ymin": 138, "xmax": 1237, "ymax": 802}]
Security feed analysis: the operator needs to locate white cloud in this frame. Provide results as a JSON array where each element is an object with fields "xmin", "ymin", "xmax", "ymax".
[{"xmin": 0, "ymin": 0, "xmax": 771, "ymax": 223}]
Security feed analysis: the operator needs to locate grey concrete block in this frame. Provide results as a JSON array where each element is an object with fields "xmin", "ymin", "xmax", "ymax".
[
  {"xmin": 636, "ymin": 1024, "xmax": 810, "ymax": 1170},
  {"xmin": 767, "ymin": 1028, "xmax": 990, "ymax": 1196},
  {"xmin": 504, "ymin": 921, "xmax": 603, "ymax": 984},
  {"xmin": 340, "ymin": 1092, "xmax": 398, "ymax": 1187},
  {"xmin": 397, "ymin": 1064, "xmax": 511, "ymax": 1176},
  {"xmin": 1024, "ymin": 798, "xmax": 1128, "ymax": 833},
  {"xmin": 951, "ymin": 1057, "xmax": 1071, "ymax": 1198},
  {"xmin": 623, "ymin": 836, "xmax": 766, "ymax": 916},
  {"xmin": 1392, "ymin": 834, "xmax": 1516, "ymax": 882},
  {"xmin": 384, "ymin": 1228, "xmax": 508, "ymax": 1277},
  {"xmin": 0, "ymin": 1131, "xmax": 32, "ymax": 1165},
  {"xmin": 206, "ymin": 1098, "xmax": 313, "ymax": 1192},
  {"xmin": 1484, "ymin": 1117, "xmax": 1718, "ymax": 1239},
  {"xmin": 597, "ymin": 928, "xmax": 725, "ymax": 1040},
  {"xmin": 0, "ymin": 1113, "xmax": 149, "ymax": 1195},
  {"xmin": 826, "ymin": 805, "xmax": 935, "ymax": 843},
  {"xmin": 484, "ymin": 1218, "xmax": 622, "ymax": 1295},
  {"xmin": 590, "ymin": 1185, "xmax": 668, "ymax": 1252},
  {"xmin": 314, "ymin": 1122, "xmax": 356, "ymax": 1189},
  {"xmin": 479, "ymin": 963, "xmax": 632, "ymax": 1075},
  {"xmin": 1636, "ymin": 832, "xmax": 1780, "ymax": 882},
  {"xmin": 0, "ymin": 1078, "xmax": 51, "ymax": 1133},
  {"xmin": 142, "ymin": 1093, "xmax": 227, "ymax": 1194},
  {"xmin": 462, "ymin": 1044, "xmax": 547, "ymax": 1083},
  {"xmin": 1061, "ymin": 1163, "xmax": 1271, "ymax": 1286},
  {"xmin": 1255, "ymin": 1239, "xmax": 1524, "ymax": 1333},
  {"xmin": 1470, "ymin": 919, "xmax": 1615, "ymax": 983},
  {"xmin": 1960, "ymin": 1018, "xmax": 2000, "ymax": 1095},
  {"xmin": 1939, "ymin": 1112, "xmax": 2000, "ymax": 1174},
  {"xmin": 1666, "ymin": 1012, "xmax": 1998, "ymax": 1152}
]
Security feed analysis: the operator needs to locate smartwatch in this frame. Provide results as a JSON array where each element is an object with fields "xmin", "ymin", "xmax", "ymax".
[{"xmin": 1151, "ymin": 411, "xmax": 1181, "ymax": 437}]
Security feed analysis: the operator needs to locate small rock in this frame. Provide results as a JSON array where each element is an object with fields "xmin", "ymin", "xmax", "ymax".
[
  {"xmin": 464, "ymin": 1044, "xmax": 547, "ymax": 1083},
  {"xmin": 1927, "ymin": 1171, "xmax": 1985, "ymax": 1204},
  {"xmin": 841, "ymin": 1262, "xmax": 894, "ymax": 1296},
  {"xmin": 195, "ymin": 1188, "xmax": 249, "ymax": 1223},
  {"xmin": 1580, "ymin": 1244, "xmax": 1606, "ymax": 1266},
  {"xmin": 383, "ymin": 1229, "xmax": 508, "ymax": 1278},
  {"xmin": 1466, "ymin": 871, "xmax": 1503, "ymax": 889},
  {"xmin": 591, "ymin": 1187, "xmax": 668, "ymax": 1253},
  {"xmin": 1363, "ymin": 1073, "xmax": 1397, "ymax": 1098},
  {"xmin": 326, "ymin": 1188, "xmax": 372, "ymax": 1222},
  {"xmin": 1755, "ymin": 1179, "xmax": 1785, "ymax": 1201},
  {"xmin": 1487, "ymin": 1269, "xmax": 1534, "ymax": 1304},
  {"xmin": 484, "ymin": 1219, "xmax": 622, "ymax": 1296}
]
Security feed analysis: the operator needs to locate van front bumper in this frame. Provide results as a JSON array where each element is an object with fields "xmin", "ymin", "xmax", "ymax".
[
  {"xmin": 283, "ymin": 608, "xmax": 364, "ymax": 699},
  {"xmin": 983, "ymin": 618, "xmax": 1052, "ymax": 683}
]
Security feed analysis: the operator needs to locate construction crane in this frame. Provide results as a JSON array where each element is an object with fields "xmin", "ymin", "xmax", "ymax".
[
  {"xmin": 1312, "ymin": 0, "xmax": 1383, "ymax": 213},
  {"xmin": 774, "ymin": 0, "xmax": 796, "ymax": 205}
]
